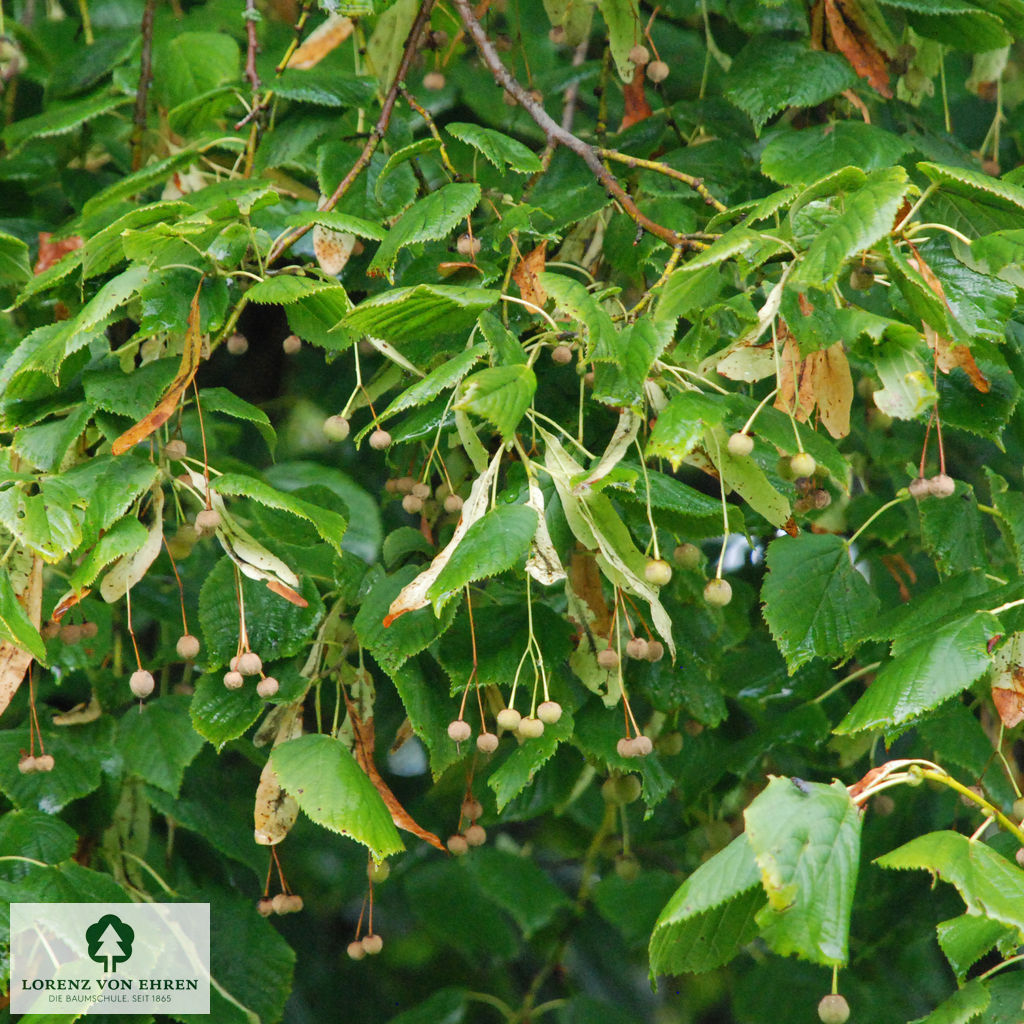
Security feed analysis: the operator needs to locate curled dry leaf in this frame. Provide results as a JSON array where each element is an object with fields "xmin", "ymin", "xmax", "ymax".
[
  {"xmin": 112, "ymin": 281, "xmax": 205, "ymax": 455},
  {"xmin": 34, "ymin": 232, "xmax": 83, "ymax": 275},
  {"xmin": 524, "ymin": 476, "xmax": 567, "ymax": 586},
  {"xmin": 384, "ymin": 450, "xmax": 502, "ymax": 625},
  {"xmin": 52, "ymin": 587, "xmax": 90, "ymax": 622},
  {"xmin": 990, "ymin": 632, "xmax": 1024, "ymax": 728},
  {"xmin": 99, "ymin": 486, "xmax": 165, "ymax": 603},
  {"xmin": 313, "ymin": 223, "xmax": 357, "ymax": 276},
  {"xmin": 910, "ymin": 248, "xmax": 990, "ymax": 394},
  {"xmin": 0, "ymin": 553, "xmax": 42, "ymax": 719},
  {"xmin": 52, "ymin": 696, "xmax": 103, "ymax": 726},
  {"xmin": 774, "ymin": 330, "xmax": 854, "ymax": 439},
  {"xmin": 512, "ymin": 241, "xmax": 548, "ymax": 309},
  {"xmin": 254, "ymin": 702, "xmax": 303, "ymax": 845},
  {"xmin": 290, "ymin": 14, "xmax": 354, "ymax": 69},
  {"xmin": 825, "ymin": 0, "xmax": 892, "ymax": 99},
  {"xmin": 345, "ymin": 696, "xmax": 444, "ymax": 852},
  {"xmin": 619, "ymin": 68, "xmax": 653, "ymax": 131}
]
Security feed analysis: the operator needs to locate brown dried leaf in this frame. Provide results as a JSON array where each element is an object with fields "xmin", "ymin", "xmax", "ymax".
[
  {"xmin": 348, "ymin": 702, "xmax": 444, "ymax": 852},
  {"xmin": 253, "ymin": 759, "xmax": 300, "ymax": 845},
  {"xmin": 774, "ymin": 328, "xmax": 816, "ymax": 422},
  {"xmin": 254, "ymin": 701, "xmax": 304, "ymax": 844},
  {"xmin": 290, "ymin": 14, "xmax": 354, "ymax": 70},
  {"xmin": 52, "ymin": 588, "xmax": 90, "ymax": 622},
  {"xmin": 266, "ymin": 579, "xmax": 309, "ymax": 608},
  {"xmin": 512, "ymin": 241, "xmax": 548, "ymax": 309},
  {"xmin": 0, "ymin": 555, "xmax": 42, "ymax": 719},
  {"xmin": 825, "ymin": 0, "xmax": 892, "ymax": 98},
  {"xmin": 992, "ymin": 686, "xmax": 1024, "ymax": 728},
  {"xmin": 568, "ymin": 548, "xmax": 612, "ymax": 638},
  {"xmin": 313, "ymin": 223, "xmax": 356, "ymax": 275},
  {"xmin": 112, "ymin": 282, "xmax": 205, "ymax": 454},
  {"xmin": 812, "ymin": 342, "xmax": 854, "ymax": 439},
  {"xmin": 911, "ymin": 249, "xmax": 990, "ymax": 394},
  {"xmin": 619, "ymin": 70, "xmax": 653, "ymax": 131},
  {"xmin": 34, "ymin": 232, "xmax": 83, "ymax": 275}
]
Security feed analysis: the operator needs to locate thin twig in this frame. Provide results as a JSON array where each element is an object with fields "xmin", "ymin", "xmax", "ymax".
[
  {"xmin": 266, "ymin": 0, "xmax": 437, "ymax": 265},
  {"xmin": 452, "ymin": 0, "xmax": 702, "ymax": 250},
  {"xmin": 130, "ymin": 0, "xmax": 157, "ymax": 171},
  {"xmin": 596, "ymin": 147, "xmax": 726, "ymax": 212},
  {"xmin": 244, "ymin": 0, "xmax": 262, "ymax": 93}
]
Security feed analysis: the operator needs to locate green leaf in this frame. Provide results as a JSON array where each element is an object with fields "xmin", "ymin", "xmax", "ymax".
[
  {"xmin": 656, "ymin": 264, "xmax": 724, "ymax": 320},
  {"xmin": 384, "ymin": 989, "xmax": 468, "ymax": 1024},
  {"xmin": 744, "ymin": 777, "xmax": 862, "ymax": 966},
  {"xmin": 0, "ymin": 231, "xmax": 30, "ymax": 287},
  {"xmin": 377, "ymin": 344, "xmax": 487, "ymax": 424},
  {"xmin": 428, "ymin": 504, "xmax": 538, "ymax": 613},
  {"xmin": 0, "ymin": 810, "xmax": 77, "ymax": 878},
  {"xmin": 455, "ymin": 364, "xmax": 537, "ymax": 443},
  {"xmin": 835, "ymin": 614, "xmax": 998, "ymax": 734},
  {"xmin": 213, "ymin": 473, "xmax": 346, "ymax": 555},
  {"xmin": 285, "ymin": 283, "xmax": 357, "ymax": 351},
  {"xmin": 153, "ymin": 32, "xmax": 240, "ymax": 110},
  {"xmin": 58, "ymin": 456, "xmax": 160, "ymax": 547},
  {"xmin": 2, "ymin": 92, "xmax": 133, "ymax": 152},
  {"xmin": 354, "ymin": 565, "xmax": 460, "ymax": 676},
  {"xmin": 272, "ymin": 69, "xmax": 375, "ymax": 107},
  {"xmin": 283, "ymin": 209, "xmax": 386, "ymax": 241},
  {"xmin": 374, "ymin": 138, "xmax": 443, "ymax": 202},
  {"xmin": 0, "ymin": 722, "xmax": 110, "ymax": 811},
  {"xmin": 792, "ymin": 167, "xmax": 910, "ymax": 289},
  {"xmin": 189, "ymin": 671, "xmax": 263, "ymax": 748},
  {"xmin": 761, "ymin": 123, "xmax": 913, "ymax": 186},
  {"xmin": 68, "ymin": 516, "xmax": 148, "ymax": 591},
  {"xmin": 724, "ymin": 38, "xmax": 858, "ymax": 133},
  {"xmin": 592, "ymin": 319, "xmax": 675, "ymax": 409},
  {"xmin": 593, "ymin": 869, "xmax": 682, "ymax": 949},
  {"xmin": 368, "ymin": 183, "xmax": 482, "ymax": 281},
  {"xmin": 0, "ymin": 565, "xmax": 45, "ymax": 662},
  {"xmin": 937, "ymin": 913, "xmax": 1015, "ymax": 982},
  {"xmin": 710, "ymin": 425, "xmax": 792, "ymax": 528},
  {"xmin": 870, "ymin": 336, "xmax": 939, "ymax": 421},
  {"xmin": 0, "ymin": 477, "xmax": 85, "ymax": 563},
  {"xmin": 446, "ymin": 122, "xmax": 542, "ymax": 173},
  {"xmin": 538, "ymin": 271, "xmax": 617, "ymax": 360},
  {"xmin": 649, "ymin": 835, "xmax": 764, "ymax": 975},
  {"xmin": 271, "ymin": 734, "xmax": 403, "ymax": 858},
  {"xmin": 198, "ymin": 557, "xmax": 325, "ymax": 668},
  {"xmin": 478, "ymin": 311, "xmax": 526, "ymax": 365},
  {"xmin": 646, "ymin": 391, "xmax": 723, "ymax": 470},
  {"xmin": 6, "ymin": 244, "xmax": 85, "ymax": 311},
  {"xmin": 876, "ymin": 831, "xmax": 1024, "ymax": 939},
  {"xmin": 910, "ymin": 979, "xmax": 990, "ymax": 1024},
  {"xmin": 488, "ymin": 710, "xmax": 574, "ymax": 810},
  {"xmin": 464, "ymin": 847, "xmax": 572, "ymax": 937},
  {"xmin": 919, "ymin": 482, "xmax": 986, "ymax": 576},
  {"xmin": 117, "ymin": 694, "xmax": 205, "ymax": 796},
  {"xmin": 762, "ymin": 533, "xmax": 881, "ymax": 673},
  {"xmin": 342, "ymin": 284, "xmax": 499, "ymax": 344},
  {"xmin": 245, "ymin": 276, "xmax": 335, "ymax": 305},
  {"xmin": 200, "ymin": 387, "xmax": 277, "ymax": 455},
  {"xmin": 597, "ymin": 0, "xmax": 642, "ymax": 81}
]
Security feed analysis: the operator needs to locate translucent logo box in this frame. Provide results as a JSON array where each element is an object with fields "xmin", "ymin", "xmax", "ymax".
[{"xmin": 10, "ymin": 902, "xmax": 210, "ymax": 1015}]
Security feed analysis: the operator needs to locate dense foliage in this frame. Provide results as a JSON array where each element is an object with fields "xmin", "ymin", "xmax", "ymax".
[{"xmin": 3, "ymin": 0, "xmax": 1024, "ymax": 1021}]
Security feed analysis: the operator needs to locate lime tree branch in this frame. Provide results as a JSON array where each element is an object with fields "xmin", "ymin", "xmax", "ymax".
[
  {"xmin": 451, "ymin": 0, "xmax": 705, "ymax": 250},
  {"xmin": 130, "ymin": 0, "xmax": 157, "ymax": 171},
  {"xmin": 266, "ymin": 0, "xmax": 437, "ymax": 265},
  {"xmin": 595, "ymin": 147, "xmax": 726, "ymax": 213}
]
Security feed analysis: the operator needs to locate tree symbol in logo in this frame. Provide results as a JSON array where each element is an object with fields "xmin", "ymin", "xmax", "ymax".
[{"xmin": 86, "ymin": 914, "xmax": 135, "ymax": 972}]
